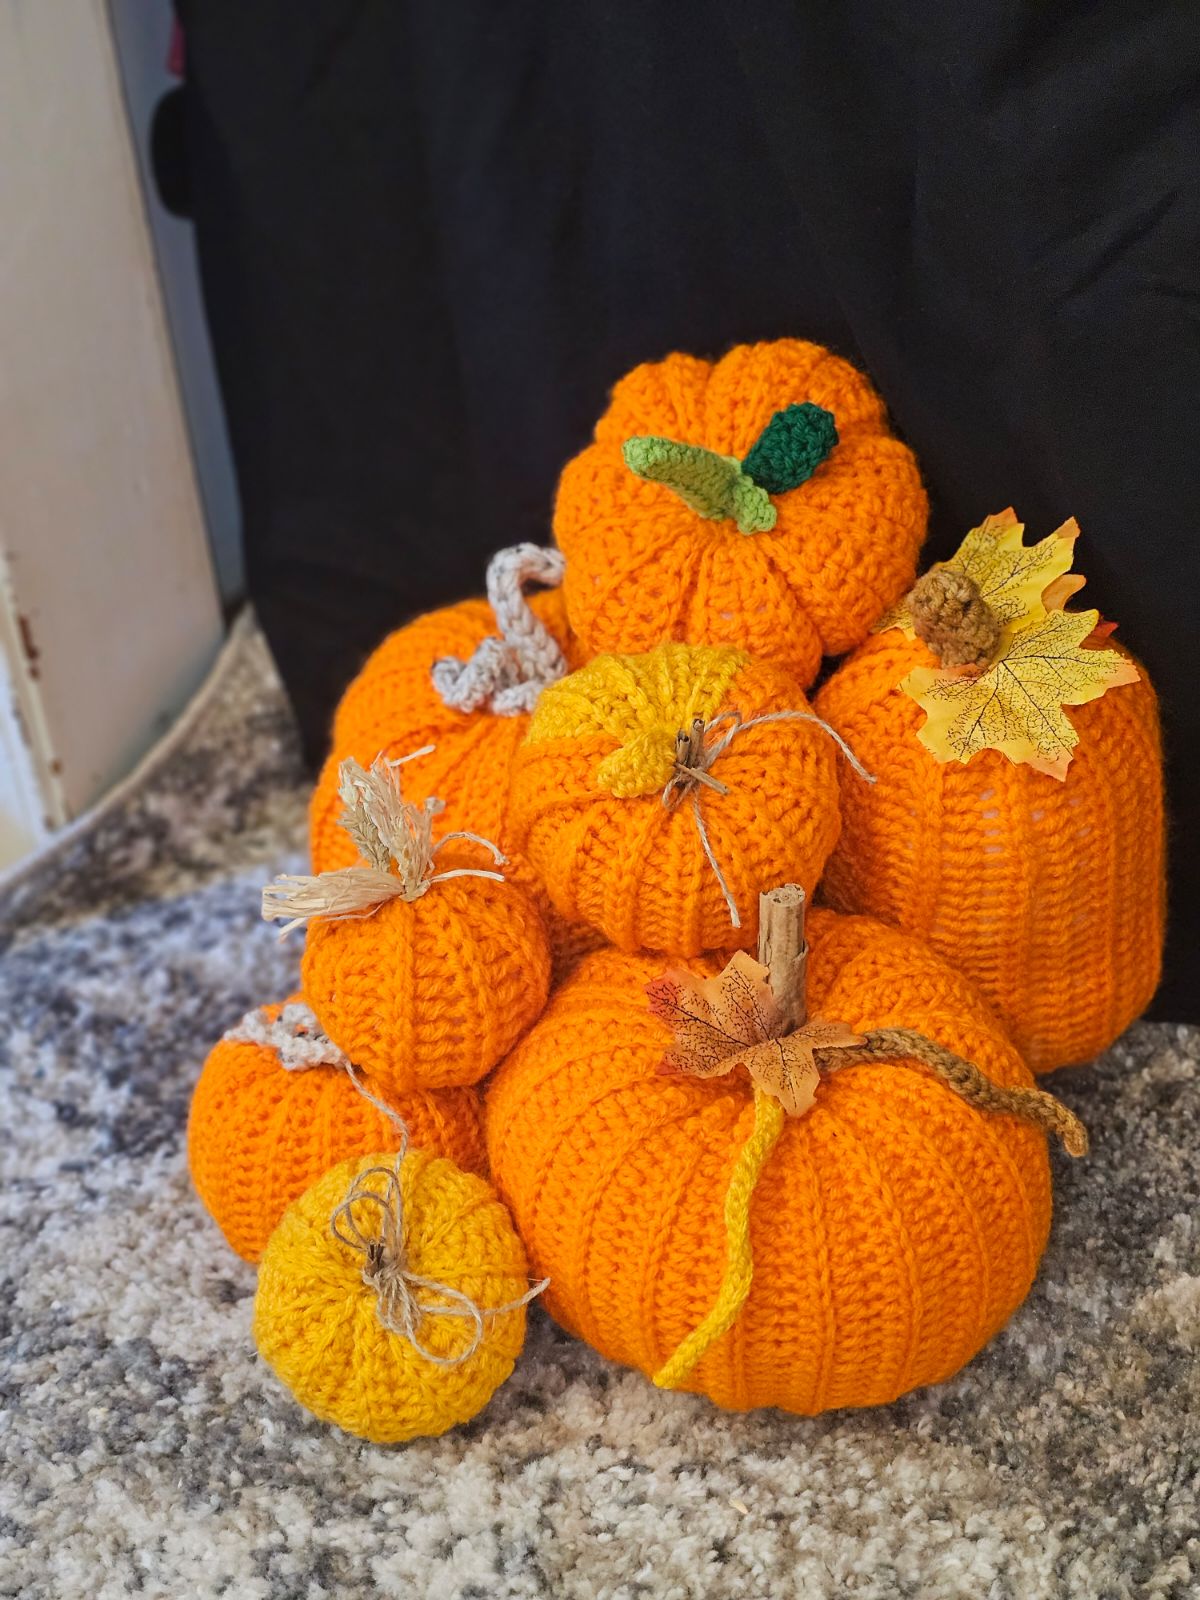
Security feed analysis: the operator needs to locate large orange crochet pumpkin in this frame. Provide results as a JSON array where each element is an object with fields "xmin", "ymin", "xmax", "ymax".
[
  {"xmin": 509, "ymin": 642, "xmax": 844, "ymax": 956},
  {"xmin": 816, "ymin": 627, "xmax": 1164, "ymax": 1072},
  {"xmin": 554, "ymin": 339, "xmax": 927, "ymax": 686},
  {"xmin": 188, "ymin": 997, "xmax": 486, "ymax": 1262},
  {"xmin": 486, "ymin": 909, "xmax": 1054, "ymax": 1414}
]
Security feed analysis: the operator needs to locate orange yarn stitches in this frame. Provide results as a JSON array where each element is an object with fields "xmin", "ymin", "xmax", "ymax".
[
  {"xmin": 188, "ymin": 997, "xmax": 486, "ymax": 1261},
  {"xmin": 554, "ymin": 338, "xmax": 927, "ymax": 686},
  {"xmin": 816, "ymin": 628, "xmax": 1165, "ymax": 1071},
  {"xmin": 486, "ymin": 909, "xmax": 1052, "ymax": 1414},
  {"xmin": 509, "ymin": 642, "xmax": 845, "ymax": 956}
]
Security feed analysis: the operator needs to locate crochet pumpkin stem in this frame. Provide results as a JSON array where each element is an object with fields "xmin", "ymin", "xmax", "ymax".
[
  {"xmin": 653, "ymin": 885, "xmax": 806, "ymax": 1389},
  {"xmin": 908, "ymin": 567, "xmax": 1002, "ymax": 671}
]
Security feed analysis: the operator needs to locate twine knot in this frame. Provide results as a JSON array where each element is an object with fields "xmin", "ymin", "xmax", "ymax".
[
  {"xmin": 657, "ymin": 709, "xmax": 874, "ymax": 930},
  {"xmin": 330, "ymin": 1148, "xmax": 548, "ymax": 1367},
  {"xmin": 262, "ymin": 751, "xmax": 506, "ymax": 937}
]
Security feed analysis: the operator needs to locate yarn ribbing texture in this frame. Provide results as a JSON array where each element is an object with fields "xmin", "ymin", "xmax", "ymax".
[
  {"xmin": 187, "ymin": 997, "xmax": 487, "ymax": 1262},
  {"xmin": 301, "ymin": 865, "xmax": 552, "ymax": 1091},
  {"xmin": 310, "ymin": 588, "xmax": 575, "ymax": 876},
  {"xmin": 254, "ymin": 1149, "xmax": 530, "ymax": 1443},
  {"xmin": 308, "ymin": 588, "xmax": 594, "ymax": 979},
  {"xmin": 485, "ymin": 908, "xmax": 1052, "ymax": 1414},
  {"xmin": 554, "ymin": 339, "xmax": 928, "ymax": 686},
  {"xmin": 510, "ymin": 642, "xmax": 842, "ymax": 956},
  {"xmin": 815, "ymin": 630, "xmax": 1165, "ymax": 1072}
]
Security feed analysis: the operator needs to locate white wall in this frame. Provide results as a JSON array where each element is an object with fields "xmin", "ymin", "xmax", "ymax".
[
  {"xmin": 107, "ymin": 0, "xmax": 244, "ymax": 607},
  {"xmin": 0, "ymin": 0, "xmax": 223, "ymax": 863}
]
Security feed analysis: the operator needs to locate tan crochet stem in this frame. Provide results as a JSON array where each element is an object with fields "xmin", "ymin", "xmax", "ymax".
[
  {"xmin": 816, "ymin": 1027, "xmax": 1088, "ymax": 1156},
  {"xmin": 757, "ymin": 884, "xmax": 808, "ymax": 1031},
  {"xmin": 909, "ymin": 568, "xmax": 1002, "ymax": 671}
]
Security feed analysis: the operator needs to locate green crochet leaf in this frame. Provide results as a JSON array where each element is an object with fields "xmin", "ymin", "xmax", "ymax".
[
  {"xmin": 622, "ymin": 436, "xmax": 777, "ymax": 535},
  {"xmin": 741, "ymin": 403, "xmax": 838, "ymax": 495}
]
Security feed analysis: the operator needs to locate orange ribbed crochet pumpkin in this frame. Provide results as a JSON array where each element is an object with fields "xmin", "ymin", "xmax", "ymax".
[
  {"xmin": 309, "ymin": 546, "xmax": 598, "ymax": 978},
  {"xmin": 509, "ymin": 642, "xmax": 846, "ymax": 956},
  {"xmin": 487, "ymin": 906, "xmax": 1067, "ymax": 1414},
  {"xmin": 269, "ymin": 756, "xmax": 552, "ymax": 1093},
  {"xmin": 188, "ymin": 997, "xmax": 486, "ymax": 1262},
  {"xmin": 554, "ymin": 339, "xmax": 927, "ymax": 686},
  {"xmin": 816, "ymin": 513, "xmax": 1165, "ymax": 1071}
]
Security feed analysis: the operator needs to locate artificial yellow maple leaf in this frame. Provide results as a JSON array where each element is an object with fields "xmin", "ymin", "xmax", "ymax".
[
  {"xmin": 902, "ymin": 605, "xmax": 1140, "ymax": 779},
  {"xmin": 645, "ymin": 951, "xmax": 863, "ymax": 1116},
  {"xmin": 876, "ymin": 510, "xmax": 1082, "ymax": 636}
]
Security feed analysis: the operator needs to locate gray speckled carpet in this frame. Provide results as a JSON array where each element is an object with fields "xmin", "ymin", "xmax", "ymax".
[{"xmin": 1, "ymin": 616, "xmax": 1198, "ymax": 1600}]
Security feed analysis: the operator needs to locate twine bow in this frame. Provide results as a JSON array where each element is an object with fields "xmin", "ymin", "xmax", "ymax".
[
  {"xmin": 661, "ymin": 710, "xmax": 875, "ymax": 929},
  {"xmin": 330, "ymin": 1137, "xmax": 548, "ymax": 1367},
  {"xmin": 262, "ymin": 750, "xmax": 507, "ymax": 937},
  {"xmin": 431, "ymin": 543, "xmax": 568, "ymax": 716}
]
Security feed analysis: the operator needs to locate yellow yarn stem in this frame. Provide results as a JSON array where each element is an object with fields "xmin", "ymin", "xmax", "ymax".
[{"xmin": 653, "ymin": 1087, "xmax": 786, "ymax": 1389}]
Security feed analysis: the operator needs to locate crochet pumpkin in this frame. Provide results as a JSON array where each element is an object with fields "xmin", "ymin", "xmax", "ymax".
[
  {"xmin": 816, "ymin": 513, "xmax": 1164, "ymax": 1071},
  {"xmin": 554, "ymin": 338, "xmax": 927, "ymax": 686},
  {"xmin": 310, "ymin": 545, "xmax": 573, "ymax": 876},
  {"xmin": 487, "ymin": 897, "xmax": 1084, "ymax": 1414},
  {"xmin": 509, "ymin": 641, "xmax": 846, "ymax": 956},
  {"xmin": 255, "ymin": 1146, "xmax": 535, "ymax": 1443},
  {"xmin": 188, "ymin": 997, "xmax": 486, "ymax": 1262},
  {"xmin": 309, "ymin": 545, "xmax": 598, "ymax": 978},
  {"xmin": 268, "ymin": 757, "xmax": 551, "ymax": 1093}
]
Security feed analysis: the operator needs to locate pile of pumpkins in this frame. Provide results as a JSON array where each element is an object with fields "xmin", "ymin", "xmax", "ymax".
[{"xmin": 189, "ymin": 338, "xmax": 1164, "ymax": 1443}]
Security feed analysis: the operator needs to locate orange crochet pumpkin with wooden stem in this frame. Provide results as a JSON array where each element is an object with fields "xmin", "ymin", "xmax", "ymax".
[
  {"xmin": 486, "ymin": 887, "xmax": 1087, "ymax": 1415},
  {"xmin": 509, "ymin": 641, "xmax": 850, "ymax": 957},
  {"xmin": 268, "ymin": 756, "xmax": 551, "ymax": 1093},
  {"xmin": 554, "ymin": 339, "xmax": 928, "ymax": 687},
  {"xmin": 816, "ymin": 511, "xmax": 1165, "ymax": 1072},
  {"xmin": 188, "ymin": 996, "xmax": 486, "ymax": 1262}
]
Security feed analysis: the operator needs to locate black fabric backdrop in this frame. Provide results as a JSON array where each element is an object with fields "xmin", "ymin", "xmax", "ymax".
[{"xmin": 177, "ymin": 0, "xmax": 1199, "ymax": 1019}]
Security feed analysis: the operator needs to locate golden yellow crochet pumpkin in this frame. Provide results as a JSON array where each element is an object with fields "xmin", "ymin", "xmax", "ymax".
[
  {"xmin": 509, "ymin": 642, "xmax": 844, "ymax": 956},
  {"xmin": 554, "ymin": 339, "xmax": 927, "ymax": 686},
  {"xmin": 255, "ymin": 1148, "xmax": 533, "ymax": 1443}
]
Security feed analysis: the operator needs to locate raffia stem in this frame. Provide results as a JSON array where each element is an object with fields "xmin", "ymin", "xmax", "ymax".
[{"xmin": 262, "ymin": 752, "xmax": 507, "ymax": 937}]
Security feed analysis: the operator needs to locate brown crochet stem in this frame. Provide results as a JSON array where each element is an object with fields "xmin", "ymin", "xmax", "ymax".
[
  {"xmin": 815, "ymin": 1027, "xmax": 1088, "ymax": 1156},
  {"xmin": 909, "ymin": 568, "xmax": 1002, "ymax": 671},
  {"xmin": 757, "ymin": 884, "xmax": 808, "ymax": 1031}
]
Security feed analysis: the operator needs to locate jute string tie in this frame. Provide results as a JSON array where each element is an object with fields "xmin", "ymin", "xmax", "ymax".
[
  {"xmin": 661, "ymin": 710, "xmax": 875, "ymax": 929},
  {"xmin": 262, "ymin": 750, "xmax": 506, "ymax": 937}
]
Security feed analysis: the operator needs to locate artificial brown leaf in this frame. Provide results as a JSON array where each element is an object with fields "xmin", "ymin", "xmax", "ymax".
[{"xmin": 646, "ymin": 954, "xmax": 864, "ymax": 1117}]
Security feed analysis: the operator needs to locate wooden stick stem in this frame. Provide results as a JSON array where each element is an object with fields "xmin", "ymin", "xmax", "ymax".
[{"xmin": 757, "ymin": 884, "xmax": 808, "ymax": 1032}]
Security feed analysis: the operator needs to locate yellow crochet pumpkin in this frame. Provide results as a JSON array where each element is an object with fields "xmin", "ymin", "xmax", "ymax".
[{"xmin": 255, "ymin": 1148, "xmax": 534, "ymax": 1443}]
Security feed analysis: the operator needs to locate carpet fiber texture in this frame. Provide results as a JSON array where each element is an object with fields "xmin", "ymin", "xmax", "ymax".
[{"xmin": 1, "ymin": 617, "xmax": 1197, "ymax": 1600}]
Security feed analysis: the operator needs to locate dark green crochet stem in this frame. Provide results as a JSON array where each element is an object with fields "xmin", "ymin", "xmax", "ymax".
[{"xmin": 741, "ymin": 403, "xmax": 838, "ymax": 495}]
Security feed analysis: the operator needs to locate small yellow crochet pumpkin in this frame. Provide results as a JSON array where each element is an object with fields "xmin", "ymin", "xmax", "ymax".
[
  {"xmin": 509, "ymin": 641, "xmax": 844, "ymax": 955},
  {"xmin": 254, "ymin": 1148, "xmax": 533, "ymax": 1443}
]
